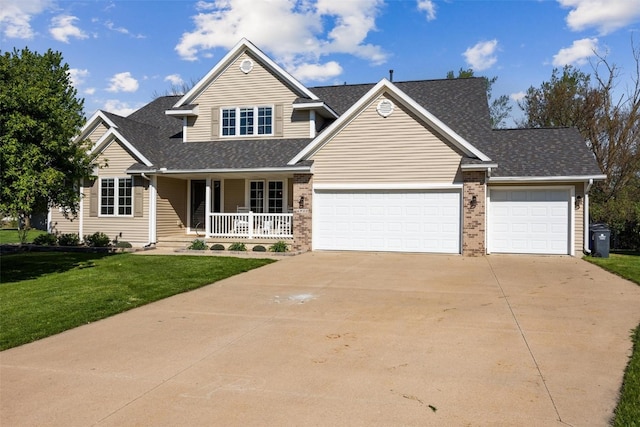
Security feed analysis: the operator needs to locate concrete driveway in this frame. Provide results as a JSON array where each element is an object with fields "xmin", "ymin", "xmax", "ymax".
[{"xmin": 2, "ymin": 253, "xmax": 640, "ymax": 426}]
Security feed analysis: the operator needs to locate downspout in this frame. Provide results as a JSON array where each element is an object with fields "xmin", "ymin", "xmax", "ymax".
[
  {"xmin": 140, "ymin": 173, "xmax": 156, "ymax": 247},
  {"xmin": 583, "ymin": 179, "xmax": 593, "ymax": 254},
  {"xmin": 78, "ymin": 179, "xmax": 84, "ymax": 240}
]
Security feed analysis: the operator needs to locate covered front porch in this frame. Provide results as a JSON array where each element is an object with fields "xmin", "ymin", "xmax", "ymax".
[{"xmin": 152, "ymin": 172, "xmax": 312, "ymax": 249}]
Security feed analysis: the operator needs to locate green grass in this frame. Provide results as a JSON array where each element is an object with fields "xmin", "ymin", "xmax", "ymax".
[
  {"xmin": 0, "ymin": 252, "xmax": 274, "ymax": 350},
  {"xmin": 0, "ymin": 229, "xmax": 48, "ymax": 244},
  {"xmin": 585, "ymin": 252, "xmax": 640, "ymax": 426}
]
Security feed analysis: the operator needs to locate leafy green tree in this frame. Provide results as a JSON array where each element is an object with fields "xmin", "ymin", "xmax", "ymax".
[
  {"xmin": 0, "ymin": 48, "xmax": 94, "ymax": 240},
  {"xmin": 518, "ymin": 50, "xmax": 640, "ymax": 249},
  {"xmin": 446, "ymin": 68, "xmax": 512, "ymax": 128}
]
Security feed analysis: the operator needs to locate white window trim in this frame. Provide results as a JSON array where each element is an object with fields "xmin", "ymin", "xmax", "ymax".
[
  {"xmin": 99, "ymin": 177, "xmax": 134, "ymax": 217},
  {"xmin": 221, "ymin": 105, "xmax": 274, "ymax": 137}
]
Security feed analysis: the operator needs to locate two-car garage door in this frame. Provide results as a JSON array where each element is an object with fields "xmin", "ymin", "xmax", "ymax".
[{"xmin": 314, "ymin": 189, "xmax": 460, "ymax": 253}]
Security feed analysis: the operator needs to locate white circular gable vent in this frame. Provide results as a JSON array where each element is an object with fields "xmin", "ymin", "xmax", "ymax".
[
  {"xmin": 377, "ymin": 99, "xmax": 394, "ymax": 117},
  {"xmin": 240, "ymin": 59, "xmax": 254, "ymax": 74}
]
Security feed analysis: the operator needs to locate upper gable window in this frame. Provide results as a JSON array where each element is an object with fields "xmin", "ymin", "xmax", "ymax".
[{"xmin": 221, "ymin": 106, "xmax": 272, "ymax": 137}]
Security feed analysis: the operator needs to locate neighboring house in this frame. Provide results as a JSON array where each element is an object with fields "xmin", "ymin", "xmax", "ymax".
[{"xmin": 49, "ymin": 39, "xmax": 605, "ymax": 256}]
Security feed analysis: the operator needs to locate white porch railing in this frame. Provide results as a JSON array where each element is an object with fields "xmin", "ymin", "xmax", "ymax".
[{"xmin": 208, "ymin": 212, "xmax": 293, "ymax": 239}]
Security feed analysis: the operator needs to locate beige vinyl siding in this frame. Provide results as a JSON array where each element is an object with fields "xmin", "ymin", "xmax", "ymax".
[
  {"xmin": 97, "ymin": 141, "xmax": 139, "ymax": 177},
  {"xmin": 87, "ymin": 121, "xmax": 109, "ymax": 144},
  {"xmin": 224, "ymin": 179, "xmax": 245, "ymax": 212},
  {"xmin": 156, "ymin": 177, "xmax": 187, "ymax": 237},
  {"xmin": 188, "ymin": 52, "xmax": 309, "ymax": 141},
  {"xmin": 49, "ymin": 208, "xmax": 79, "ymax": 235},
  {"xmin": 311, "ymin": 93, "xmax": 464, "ymax": 184},
  {"xmin": 83, "ymin": 140, "xmax": 149, "ymax": 245}
]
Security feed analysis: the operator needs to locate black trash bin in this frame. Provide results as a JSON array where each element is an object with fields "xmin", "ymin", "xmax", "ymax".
[{"xmin": 589, "ymin": 223, "xmax": 610, "ymax": 258}]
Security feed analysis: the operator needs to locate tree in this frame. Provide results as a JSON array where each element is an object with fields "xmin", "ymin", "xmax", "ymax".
[
  {"xmin": 518, "ymin": 49, "xmax": 640, "ymax": 249},
  {"xmin": 446, "ymin": 68, "xmax": 512, "ymax": 128},
  {"xmin": 0, "ymin": 48, "xmax": 95, "ymax": 239}
]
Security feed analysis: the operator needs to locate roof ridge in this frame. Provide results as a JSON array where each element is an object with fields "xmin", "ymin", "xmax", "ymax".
[{"xmin": 310, "ymin": 76, "xmax": 486, "ymax": 90}]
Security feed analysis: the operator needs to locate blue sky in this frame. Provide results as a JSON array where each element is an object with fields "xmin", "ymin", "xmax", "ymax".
[{"xmin": 2, "ymin": 0, "xmax": 640, "ymax": 126}]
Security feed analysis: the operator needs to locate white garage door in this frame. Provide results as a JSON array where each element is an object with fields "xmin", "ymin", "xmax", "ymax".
[
  {"xmin": 314, "ymin": 190, "xmax": 461, "ymax": 253},
  {"xmin": 488, "ymin": 189, "xmax": 570, "ymax": 255}
]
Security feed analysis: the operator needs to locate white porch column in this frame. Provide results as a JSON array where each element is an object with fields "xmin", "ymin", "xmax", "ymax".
[
  {"xmin": 149, "ymin": 175, "xmax": 157, "ymax": 244},
  {"xmin": 205, "ymin": 177, "xmax": 212, "ymax": 237}
]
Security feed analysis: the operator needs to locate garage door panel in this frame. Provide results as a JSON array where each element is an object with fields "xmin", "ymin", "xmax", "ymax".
[
  {"xmin": 315, "ymin": 190, "xmax": 461, "ymax": 253},
  {"xmin": 489, "ymin": 189, "xmax": 569, "ymax": 255}
]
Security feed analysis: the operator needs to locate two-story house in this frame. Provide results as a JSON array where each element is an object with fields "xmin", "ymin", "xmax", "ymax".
[{"xmin": 49, "ymin": 39, "xmax": 605, "ymax": 256}]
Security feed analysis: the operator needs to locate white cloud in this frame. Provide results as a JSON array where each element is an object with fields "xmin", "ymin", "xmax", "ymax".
[
  {"xmin": 102, "ymin": 99, "xmax": 140, "ymax": 116},
  {"xmin": 84, "ymin": 88, "xmax": 96, "ymax": 95},
  {"xmin": 104, "ymin": 20, "xmax": 145, "ymax": 38},
  {"xmin": 175, "ymin": 0, "xmax": 385, "ymax": 82},
  {"xmin": 417, "ymin": 0, "xmax": 436, "ymax": 21},
  {"xmin": 463, "ymin": 39, "xmax": 498, "ymax": 71},
  {"xmin": 49, "ymin": 15, "xmax": 88, "ymax": 43},
  {"xmin": 289, "ymin": 61, "xmax": 343, "ymax": 82},
  {"xmin": 106, "ymin": 72, "xmax": 139, "ymax": 93},
  {"xmin": 558, "ymin": 0, "xmax": 640, "ymax": 35},
  {"xmin": 164, "ymin": 74, "xmax": 184, "ymax": 85},
  {"xmin": 0, "ymin": 0, "xmax": 52, "ymax": 39},
  {"xmin": 552, "ymin": 37, "xmax": 599, "ymax": 66},
  {"xmin": 510, "ymin": 91, "xmax": 526, "ymax": 102},
  {"xmin": 68, "ymin": 68, "xmax": 89, "ymax": 87}
]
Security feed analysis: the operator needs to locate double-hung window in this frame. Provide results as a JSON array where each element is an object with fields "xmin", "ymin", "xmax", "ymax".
[
  {"xmin": 250, "ymin": 180, "xmax": 284, "ymax": 213},
  {"xmin": 221, "ymin": 106, "xmax": 272, "ymax": 136},
  {"xmin": 100, "ymin": 177, "xmax": 132, "ymax": 216}
]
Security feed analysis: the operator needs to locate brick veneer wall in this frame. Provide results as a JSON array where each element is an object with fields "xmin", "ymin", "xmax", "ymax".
[
  {"xmin": 462, "ymin": 171, "xmax": 486, "ymax": 256},
  {"xmin": 292, "ymin": 173, "xmax": 313, "ymax": 252}
]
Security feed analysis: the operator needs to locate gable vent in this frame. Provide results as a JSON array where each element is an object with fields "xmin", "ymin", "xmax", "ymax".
[
  {"xmin": 376, "ymin": 99, "xmax": 394, "ymax": 118},
  {"xmin": 240, "ymin": 59, "xmax": 254, "ymax": 74}
]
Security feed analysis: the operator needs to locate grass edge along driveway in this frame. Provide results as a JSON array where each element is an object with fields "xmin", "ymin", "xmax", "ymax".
[
  {"xmin": 0, "ymin": 252, "xmax": 274, "ymax": 350},
  {"xmin": 585, "ymin": 253, "xmax": 640, "ymax": 427}
]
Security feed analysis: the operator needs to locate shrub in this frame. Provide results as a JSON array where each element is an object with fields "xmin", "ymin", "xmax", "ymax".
[
  {"xmin": 252, "ymin": 245, "xmax": 266, "ymax": 252},
  {"xmin": 33, "ymin": 233, "xmax": 58, "ymax": 246},
  {"xmin": 114, "ymin": 241, "xmax": 132, "ymax": 248},
  {"xmin": 84, "ymin": 232, "xmax": 111, "ymax": 247},
  {"xmin": 228, "ymin": 242, "xmax": 247, "ymax": 251},
  {"xmin": 58, "ymin": 233, "xmax": 80, "ymax": 246},
  {"xmin": 187, "ymin": 239, "xmax": 207, "ymax": 250},
  {"xmin": 269, "ymin": 240, "xmax": 289, "ymax": 252},
  {"xmin": 210, "ymin": 243, "xmax": 225, "ymax": 251}
]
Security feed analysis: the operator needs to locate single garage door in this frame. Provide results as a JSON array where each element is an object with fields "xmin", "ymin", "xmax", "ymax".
[
  {"xmin": 488, "ymin": 188, "xmax": 570, "ymax": 255},
  {"xmin": 314, "ymin": 190, "xmax": 461, "ymax": 253}
]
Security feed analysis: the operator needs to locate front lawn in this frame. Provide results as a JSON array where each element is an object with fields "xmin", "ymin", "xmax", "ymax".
[
  {"xmin": 0, "ymin": 229, "xmax": 47, "ymax": 244},
  {"xmin": 585, "ymin": 252, "xmax": 640, "ymax": 426},
  {"xmin": 0, "ymin": 252, "xmax": 274, "ymax": 350}
]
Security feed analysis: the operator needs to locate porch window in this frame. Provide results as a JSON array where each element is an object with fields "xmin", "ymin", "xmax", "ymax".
[
  {"xmin": 250, "ymin": 180, "xmax": 284, "ymax": 213},
  {"xmin": 250, "ymin": 181, "xmax": 264, "ymax": 213},
  {"xmin": 100, "ymin": 177, "xmax": 132, "ymax": 216},
  {"xmin": 221, "ymin": 106, "xmax": 272, "ymax": 136},
  {"xmin": 268, "ymin": 181, "xmax": 284, "ymax": 213}
]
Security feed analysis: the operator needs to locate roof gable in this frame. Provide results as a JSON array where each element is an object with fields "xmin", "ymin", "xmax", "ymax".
[
  {"xmin": 289, "ymin": 79, "xmax": 491, "ymax": 165},
  {"xmin": 173, "ymin": 38, "xmax": 318, "ymax": 108}
]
